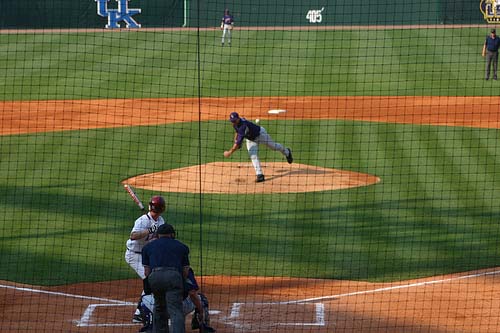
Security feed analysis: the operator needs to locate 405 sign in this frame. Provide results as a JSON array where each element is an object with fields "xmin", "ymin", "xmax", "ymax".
[{"xmin": 306, "ymin": 8, "xmax": 325, "ymax": 23}]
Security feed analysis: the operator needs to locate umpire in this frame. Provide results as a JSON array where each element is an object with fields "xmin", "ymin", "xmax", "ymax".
[
  {"xmin": 482, "ymin": 28, "xmax": 500, "ymax": 80},
  {"xmin": 142, "ymin": 224, "xmax": 190, "ymax": 333}
]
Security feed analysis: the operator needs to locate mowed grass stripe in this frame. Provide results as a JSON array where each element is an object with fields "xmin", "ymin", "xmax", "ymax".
[
  {"xmin": 0, "ymin": 28, "xmax": 492, "ymax": 100},
  {"xmin": 1, "ymin": 120, "xmax": 500, "ymax": 284}
]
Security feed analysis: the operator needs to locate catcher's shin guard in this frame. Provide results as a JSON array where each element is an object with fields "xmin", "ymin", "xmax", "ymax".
[{"xmin": 198, "ymin": 293, "xmax": 216, "ymax": 332}]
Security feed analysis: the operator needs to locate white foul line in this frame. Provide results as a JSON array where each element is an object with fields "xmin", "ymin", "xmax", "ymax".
[
  {"xmin": 0, "ymin": 284, "xmax": 140, "ymax": 327},
  {"xmin": 280, "ymin": 269, "xmax": 500, "ymax": 305},
  {"xmin": 224, "ymin": 270, "xmax": 500, "ymax": 329},
  {"xmin": 0, "ymin": 283, "xmax": 132, "ymax": 305}
]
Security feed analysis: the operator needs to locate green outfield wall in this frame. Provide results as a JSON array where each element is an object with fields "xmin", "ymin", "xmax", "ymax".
[
  {"xmin": 0, "ymin": 0, "xmax": 183, "ymax": 29},
  {"xmin": 0, "ymin": 0, "xmax": 486, "ymax": 29}
]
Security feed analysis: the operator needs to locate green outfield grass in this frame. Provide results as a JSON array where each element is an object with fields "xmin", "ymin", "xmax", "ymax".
[
  {"xmin": 1, "ymin": 120, "xmax": 500, "ymax": 285},
  {"xmin": 0, "ymin": 28, "xmax": 494, "ymax": 101}
]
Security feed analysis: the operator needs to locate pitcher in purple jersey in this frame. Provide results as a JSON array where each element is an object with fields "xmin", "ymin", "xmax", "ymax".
[
  {"xmin": 224, "ymin": 112, "xmax": 293, "ymax": 183},
  {"xmin": 220, "ymin": 8, "xmax": 234, "ymax": 46}
]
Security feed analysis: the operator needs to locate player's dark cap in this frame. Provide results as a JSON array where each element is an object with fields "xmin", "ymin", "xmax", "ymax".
[
  {"xmin": 229, "ymin": 112, "xmax": 240, "ymax": 122},
  {"xmin": 157, "ymin": 223, "xmax": 176, "ymax": 235},
  {"xmin": 492, "ymin": 29, "xmax": 496, "ymax": 34}
]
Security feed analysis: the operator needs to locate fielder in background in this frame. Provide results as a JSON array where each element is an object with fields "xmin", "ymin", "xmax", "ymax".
[
  {"xmin": 224, "ymin": 112, "xmax": 293, "ymax": 183},
  {"xmin": 125, "ymin": 196, "xmax": 166, "ymax": 329},
  {"xmin": 220, "ymin": 8, "xmax": 234, "ymax": 46},
  {"xmin": 482, "ymin": 28, "xmax": 500, "ymax": 80},
  {"xmin": 142, "ymin": 223, "xmax": 190, "ymax": 333}
]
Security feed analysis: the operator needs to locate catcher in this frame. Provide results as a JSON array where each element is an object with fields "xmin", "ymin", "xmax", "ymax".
[{"xmin": 220, "ymin": 8, "xmax": 234, "ymax": 46}]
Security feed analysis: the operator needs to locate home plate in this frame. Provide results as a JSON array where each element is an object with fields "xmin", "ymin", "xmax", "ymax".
[{"xmin": 268, "ymin": 109, "xmax": 287, "ymax": 114}]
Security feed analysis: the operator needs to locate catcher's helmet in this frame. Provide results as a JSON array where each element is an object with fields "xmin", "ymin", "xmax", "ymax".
[{"xmin": 149, "ymin": 196, "xmax": 166, "ymax": 214}]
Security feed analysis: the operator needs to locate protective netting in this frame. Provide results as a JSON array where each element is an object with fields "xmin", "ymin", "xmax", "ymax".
[{"xmin": 1, "ymin": 1, "xmax": 500, "ymax": 332}]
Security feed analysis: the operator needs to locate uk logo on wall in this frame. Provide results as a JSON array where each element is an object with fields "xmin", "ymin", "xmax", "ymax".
[
  {"xmin": 480, "ymin": 0, "xmax": 500, "ymax": 23},
  {"xmin": 95, "ymin": 0, "xmax": 141, "ymax": 29}
]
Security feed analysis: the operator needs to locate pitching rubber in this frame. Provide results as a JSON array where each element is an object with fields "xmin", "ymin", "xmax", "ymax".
[{"xmin": 268, "ymin": 109, "xmax": 287, "ymax": 114}]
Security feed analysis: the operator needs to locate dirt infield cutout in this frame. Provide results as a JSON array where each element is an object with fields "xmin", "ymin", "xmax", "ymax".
[
  {"xmin": 122, "ymin": 162, "xmax": 380, "ymax": 194},
  {"xmin": 3, "ymin": 268, "xmax": 500, "ymax": 332}
]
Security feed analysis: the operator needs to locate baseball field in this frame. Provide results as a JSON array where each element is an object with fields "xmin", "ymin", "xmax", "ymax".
[{"xmin": 2, "ymin": 25, "xmax": 500, "ymax": 332}]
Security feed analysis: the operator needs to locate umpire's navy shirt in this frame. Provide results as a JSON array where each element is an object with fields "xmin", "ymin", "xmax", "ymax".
[
  {"xmin": 142, "ymin": 237, "xmax": 190, "ymax": 275},
  {"xmin": 485, "ymin": 35, "xmax": 500, "ymax": 52},
  {"xmin": 234, "ymin": 118, "xmax": 261, "ymax": 146}
]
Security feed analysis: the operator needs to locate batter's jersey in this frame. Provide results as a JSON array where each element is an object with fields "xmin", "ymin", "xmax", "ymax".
[{"xmin": 126, "ymin": 213, "xmax": 165, "ymax": 253}]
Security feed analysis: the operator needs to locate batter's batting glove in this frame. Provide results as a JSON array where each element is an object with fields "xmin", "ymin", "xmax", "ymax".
[{"xmin": 148, "ymin": 224, "xmax": 158, "ymax": 234}]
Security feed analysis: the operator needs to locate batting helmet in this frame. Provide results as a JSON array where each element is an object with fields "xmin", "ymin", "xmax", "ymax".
[{"xmin": 149, "ymin": 196, "xmax": 166, "ymax": 214}]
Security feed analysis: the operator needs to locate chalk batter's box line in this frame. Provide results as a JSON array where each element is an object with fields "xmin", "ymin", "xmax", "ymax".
[
  {"xmin": 229, "ymin": 302, "xmax": 325, "ymax": 327},
  {"xmin": 3, "ymin": 269, "xmax": 499, "ymax": 328},
  {"xmin": 75, "ymin": 303, "xmax": 139, "ymax": 327}
]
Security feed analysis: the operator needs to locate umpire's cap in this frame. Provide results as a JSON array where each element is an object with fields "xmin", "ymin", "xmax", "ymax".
[
  {"xmin": 157, "ymin": 223, "xmax": 176, "ymax": 235},
  {"xmin": 492, "ymin": 28, "xmax": 497, "ymax": 34},
  {"xmin": 229, "ymin": 112, "xmax": 240, "ymax": 122}
]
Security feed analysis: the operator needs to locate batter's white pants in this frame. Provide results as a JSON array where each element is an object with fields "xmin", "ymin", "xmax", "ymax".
[
  {"xmin": 246, "ymin": 126, "xmax": 287, "ymax": 175},
  {"xmin": 125, "ymin": 249, "xmax": 150, "ymax": 315},
  {"xmin": 125, "ymin": 249, "xmax": 145, "ymax": 279}
]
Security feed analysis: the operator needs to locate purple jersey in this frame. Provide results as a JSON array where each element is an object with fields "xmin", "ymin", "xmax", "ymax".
[
  {"xmin": 222, "ymin": 14, "xmax": 234, "ymax": 25},
  {"xmin": 233, "ymin": 118, "xmax": 261, "ymax": 146}
]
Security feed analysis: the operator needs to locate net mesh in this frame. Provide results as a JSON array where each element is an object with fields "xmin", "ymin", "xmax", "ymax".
[{"xmin": 1, "ymin": 0, "xmax": 500, "ymax": 332}]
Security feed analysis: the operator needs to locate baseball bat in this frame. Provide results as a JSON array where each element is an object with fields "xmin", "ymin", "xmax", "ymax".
[{"xmin": 123, "ymin": 184, "xmax": 145, "ymax": 211}]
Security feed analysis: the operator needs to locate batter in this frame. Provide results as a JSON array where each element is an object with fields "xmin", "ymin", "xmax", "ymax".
[{"xmin": 124, "ymin": 195, "xmax": 166, "ymax": 326}]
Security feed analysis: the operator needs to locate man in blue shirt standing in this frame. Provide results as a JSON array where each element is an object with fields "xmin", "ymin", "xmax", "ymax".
[
  {"xmin": 224, "ymin": 112, "xmax": 293, "ymax": 183},
  {"xmin": 142, "ymin": 224, "xmax": 190, "ymax": 333},
  {"xmin": 482, "ymin": 28, "xmax": 500, "ymax": 80}
]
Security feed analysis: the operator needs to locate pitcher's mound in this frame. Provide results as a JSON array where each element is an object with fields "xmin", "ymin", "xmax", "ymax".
[{"xmin": 123, "ymin": 162, "xmax": 380, "ymax": 194}]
